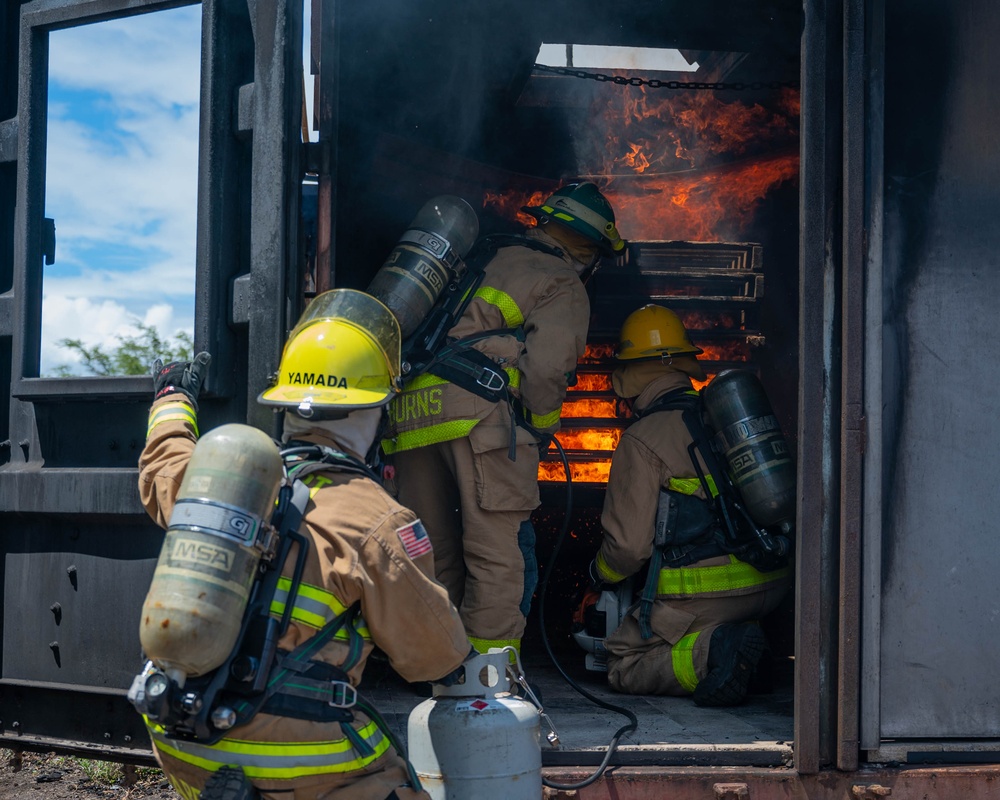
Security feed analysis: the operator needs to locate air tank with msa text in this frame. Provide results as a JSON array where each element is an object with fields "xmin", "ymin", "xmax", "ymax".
[
  {"xmin": 139, "ymin": 424, "xmax": 283, "ymax": 686},
  {"xmin": 367, "ymin": 195, "xmax": 479, "ymax": 337},
  {"xmin": 702, "ymin": 369, "xmax": 796, "ymax": 531}
]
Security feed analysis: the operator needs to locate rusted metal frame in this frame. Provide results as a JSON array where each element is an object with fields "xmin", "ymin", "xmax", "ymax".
[
  {"xmin": 859, "ymin": 0, "xmax": 885, "ymax": 754},
  {"xmin": 313, "ymin": 0, "xmax": 338, "ymax": 292},
  {"xmin": 0, "ymin": 115, "xmax": 17, "ymax": 339},
  {"xmin": 14, "ymin": 0, "xmax": 194, "ymax": 29},
  {"xmin": 9, "ymin": 0, "xmax": 195, "ymax": 408},
  {"xmin": 837, "ymin": 0, "xmax": 867, "ymax": 772},
  {"xmin": 244, "ymin": 0, "xmax": 303, "ymax": 434},
  {"xmin": 0, "ymin": 673, "xmax": 153, "ymax": 759},
  {"xmin": 797, "ymin": 0, "xmax": 845, "ymax": 774},
  {"xmin": 0, "ymin": 118, "xmax": 16, "ymax": 164},
  {"xmin": 541, "ymin": 764, "xmax": 1000, "ymax": 800},
  {"xmin": 194, "ymin": 0, "xmax": 255, "ymax": 405}
]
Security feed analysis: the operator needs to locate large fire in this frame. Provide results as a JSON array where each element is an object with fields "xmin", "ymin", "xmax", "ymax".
[
  {"xmin": 486, "ymin": 79, "xmax": 799, "ymax": 484},
  {"xmin": 538, "ymin": 461, "xmax": 613, "ymax": 484},
  {"xmin": 484, "ymin": 85, "xmax": 799, "ymax": 243}
]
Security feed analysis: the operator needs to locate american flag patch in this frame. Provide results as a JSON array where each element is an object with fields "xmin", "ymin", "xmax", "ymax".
[{"xmin": 397, "ymin": 519, "xmax": 433, "ymax": 560}]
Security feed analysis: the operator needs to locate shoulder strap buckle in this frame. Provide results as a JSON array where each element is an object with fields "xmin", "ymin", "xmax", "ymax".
[
  {"xmin": 329, "ymin": 680, "xmax": 357, "ymax": 709},
  {"xmin": 477, "ymin": 366, "xmax": 507, "ymax": 392}
]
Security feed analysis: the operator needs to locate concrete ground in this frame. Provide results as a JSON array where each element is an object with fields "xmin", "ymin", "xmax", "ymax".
[{"xmin": 360, "ymin": 647, "xmax": 794, "ymax": 770}]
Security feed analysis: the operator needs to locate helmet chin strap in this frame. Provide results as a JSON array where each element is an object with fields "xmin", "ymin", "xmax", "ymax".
[{"xmin": 578, "ymin": 251, "xmax": 602, "ymax": 284}]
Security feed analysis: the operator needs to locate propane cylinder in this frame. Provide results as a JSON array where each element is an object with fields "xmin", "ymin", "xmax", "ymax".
[
  {"xmin": 407, "ymin": 651, "xmax": 542, "ymax": 800},
  {"xmin": 139, "ymin": 424, "xmax": 283, "ymax": 685},
  {"xmin": 367, "ymin": 195, "xmax": 479, "ymax": 337},
  {"xmin": 702, "ymin": 370, "xmax": 796, "ymax": 530}
]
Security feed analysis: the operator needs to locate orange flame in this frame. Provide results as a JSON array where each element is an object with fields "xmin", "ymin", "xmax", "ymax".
[
  {"xmin": 603, "ymin": 84, "xmax": 798, "ymax": 172},
  {"xmin": 679, "ymin": 310, "xmax": 743, "ymax": 330},
  {"xmin": 482, "ymin": 189, "xmax": 547, "ymax": 227},
  {"xmin": 568, "ymin": 373, "xmax": 612, "ymax": 392},
  {"xmin": 485, "ymin": 85, "xmax": 799, "ymax": 244},
  {"xmin": 580, "ymin": 343, "xmax": 617, "ymax": 363},
  {"xmin": 538, "ymin": 461, "xmax": 613, "ymax": 484},
  {"xmin": 601, "ymin": 153, "xmax": 799, "ymax": 242},
  {"xmin": 553, "ymin": 428, "xmax": 623, "ymax": 452},
  {"xmin": 561, "ymin": 398, "xmax": 619, "ymax": 419},
  {"xmin": 696, "ymin": 341, "xmax": 749, "ymax": 362}
]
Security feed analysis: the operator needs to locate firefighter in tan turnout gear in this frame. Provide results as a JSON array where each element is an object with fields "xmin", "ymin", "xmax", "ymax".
[
  {"xmin": 588, "ymin": 304, "xmax": 792, "ymax": 705},
  {"xmin": 136, "ymin": 290, "xmax": 471, "ymax": 800},
  {"xmin": 384, "ymin": 182, "xmax": 625, "ymax": 655}
]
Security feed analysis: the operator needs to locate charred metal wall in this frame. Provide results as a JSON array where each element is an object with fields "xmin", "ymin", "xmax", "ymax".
[
  {"xmin": 862, "ymin": 0, "xmax": 1000, "ymax": 754},
  {"xmin": 0, "ymin": 0, "xmax": 302, "ymax": 755}
]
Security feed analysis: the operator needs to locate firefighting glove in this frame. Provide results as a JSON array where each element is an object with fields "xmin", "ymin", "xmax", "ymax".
[{"xmin": 152, "ymin": 351, "xmax": 212, "ymax": 410}]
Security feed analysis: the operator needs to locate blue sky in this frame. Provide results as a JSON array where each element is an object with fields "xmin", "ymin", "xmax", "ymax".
[
  {"xmin": 41, "ymin": 1, "xmax": 321, "ymax": 375},
  {"xmin": 42, "ymin": 3, "xmax": 203, "ymax": 374},
  {"xmin": 38, "ymin": 1, "xmax": 684, "ymax": 375}
]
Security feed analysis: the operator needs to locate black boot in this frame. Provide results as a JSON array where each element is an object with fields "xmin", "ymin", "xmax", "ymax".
[
  {"xmin": 691, "ymin": 623, "xmax": 767, "ymax": 708},
  {"xmin": 200, "ymin": 766, "xmax": 259, "ymax": 800}
]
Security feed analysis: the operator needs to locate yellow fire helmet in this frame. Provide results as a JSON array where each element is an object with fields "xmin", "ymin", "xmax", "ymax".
[
  {"xmin": 258, "ymin": 289, "xmax": 403, "ymax": 415},
  {"xmin": 616, "ymin": 304, "xmax": 703, "ymax": 361}
]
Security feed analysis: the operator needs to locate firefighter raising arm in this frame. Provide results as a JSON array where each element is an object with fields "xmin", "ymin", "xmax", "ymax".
[
  {"xmin": 134, "ymin": 290, "xmax": 470, "ymax": 800},
  {"xmin": 138, "ymin": 351, "xmax": 211, "ymax": 528}
]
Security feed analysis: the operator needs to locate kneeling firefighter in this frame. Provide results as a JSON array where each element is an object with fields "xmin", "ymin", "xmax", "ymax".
[
  {"xmin": 581, "ymin": 304, "xmax": 793, "ymax": 706},
  {"xmin": 132, "ymin": 289, "xmax": 472, "ymax": 800}
]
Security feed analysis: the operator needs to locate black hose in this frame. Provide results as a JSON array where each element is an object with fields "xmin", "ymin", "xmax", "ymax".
[{"xmin": 536, "ymin": 435, "xmax": 638, "ymax": 791}]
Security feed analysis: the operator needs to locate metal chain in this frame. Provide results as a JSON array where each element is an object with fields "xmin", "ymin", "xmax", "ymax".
[{"xmin": 532, "ymin": 62, "xmax": 799, "ymax": 92}]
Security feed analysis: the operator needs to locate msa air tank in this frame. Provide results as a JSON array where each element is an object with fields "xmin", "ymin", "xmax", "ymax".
[
  {"xmin": 139, "ymin": 424, "xmax": 283, "ymax": 685},
  {"xmin": 702, "ymin": 369, "xmax": 796, "ymax": 531},
  {"xmin": 367, "ymin": 195, "xmax": 479, "ymax": 337}
]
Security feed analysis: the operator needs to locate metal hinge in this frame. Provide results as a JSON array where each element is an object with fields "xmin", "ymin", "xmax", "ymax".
[
  {"xmin": 852, "ymin": 785, "xmax": 892, "ymax": 799},
  {"xmin": 714, "ymin": 783, "xmax": 749, "ymax": 799}
]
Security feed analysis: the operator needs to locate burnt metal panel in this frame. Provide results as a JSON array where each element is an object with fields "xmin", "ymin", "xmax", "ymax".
[
  {"xmin": 837, "ymin": 0, "xmax": 867, "ymax": 772},
  {"xmin": 244, "ymin": 0, "xmax": 303, "ymax": 434},
  {"xmin": 1, "ymin": 0, "xmax": 300, "ymax": 758},
  {"xmin": 2, "ymin": 517, "xmax": 160, "ymax": 687},
  {"xmin": 797, "ymin": 0, "xmax": 844, "ymax": 774},
  {"xmin": 539, "ymin": 765, "xmax": 1000, "ymax": 800},
  {"xmin": 0, "ymin": 682, "xmax": 152, "ymax": 757},
  {"xmin": 860, "ymin": 0, "xmax": 886, "ymax": 753},
  {"xmin": 864, "ymin": 0, "xmax": 1000, "ymax": 746}
]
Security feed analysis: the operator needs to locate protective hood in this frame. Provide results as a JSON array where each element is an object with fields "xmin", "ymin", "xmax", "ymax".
[
  {"xmin": 612, "ymin": 357, "xmax": 705, "ymax": 399},
  {"xmin": 281, "ymin": 407, "xmax": 383, "ymax": 462}
]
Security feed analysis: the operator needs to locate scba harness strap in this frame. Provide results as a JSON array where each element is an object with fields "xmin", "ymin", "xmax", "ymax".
[
  {"xmin": 406, "ymin": 233, "xmax": 566, "ymax": 416},
  {"xmin": 136, "ymin": 446, "xmax": 379, "ymax": 742},
  {"xmin": 633, "ymin": 389, "xmax": 791, "ymax": 639}
]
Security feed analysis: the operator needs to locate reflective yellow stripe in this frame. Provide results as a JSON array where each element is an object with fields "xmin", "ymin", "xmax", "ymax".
[
  {"xmin": 404, "ymin": 373, "xmax": 449, "ymax": 390},
  {"xmin": 146, "ymin": 718, "xmax": 389, "ymax": 779},
  {"xmin": 473, "ymin": 286, "xmax": 525, "ymax": 328},
  {"xmin": 469, "ymin": 636, "xmax": 520, "ymax": 663},
  {"xmin": 658, "ymin": 554, "xmax": 790, "ymax": 596},
  {"xmin": 382, "ymin": 419, "xmax": 478, "ymax": 454},
  {"xmin": 505, "ymin": 367, "xmax": 521, "ymax": 388},
  {"xmin": 671, "ymin": 631, "xmax": 700, "ymax": 692},
  {"xmin": 147, "ymin": 402, "xmax": 198, "ymax": 437},
  {"xmin": 529, "ymin": 407, "xmax": 561, "ymax": 429},
  {"xmin": 595, "ymin": 551, "xmax": 627, "ymax": 584},
  {"xmin": 270, "ymin": 578, "xmax": 371, "ymax": 640},
  {"xmin": 667, "ymin": 474, "xmax": 718, "ymax": 497}
]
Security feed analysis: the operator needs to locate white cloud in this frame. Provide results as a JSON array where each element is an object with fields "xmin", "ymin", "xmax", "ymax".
[
  {"xmin": 42, "ymin": 296, "xmax": 191, "ymax": 375},
  {"xmin": 37, "ymin": 2, "xmax": 313, "ymax": 374},
  {"xmin": 47, "ymin": 9, "xmax": 201, "ymax": 105},
  {"xmin": 40, "ymin": 5, "xmax": 201, "ymax": 374}
]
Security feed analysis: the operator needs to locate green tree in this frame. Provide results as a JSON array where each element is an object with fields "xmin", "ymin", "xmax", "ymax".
[{"xmin": 51, "ymin": 324, "xmax": 193, "ymax": 377}]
